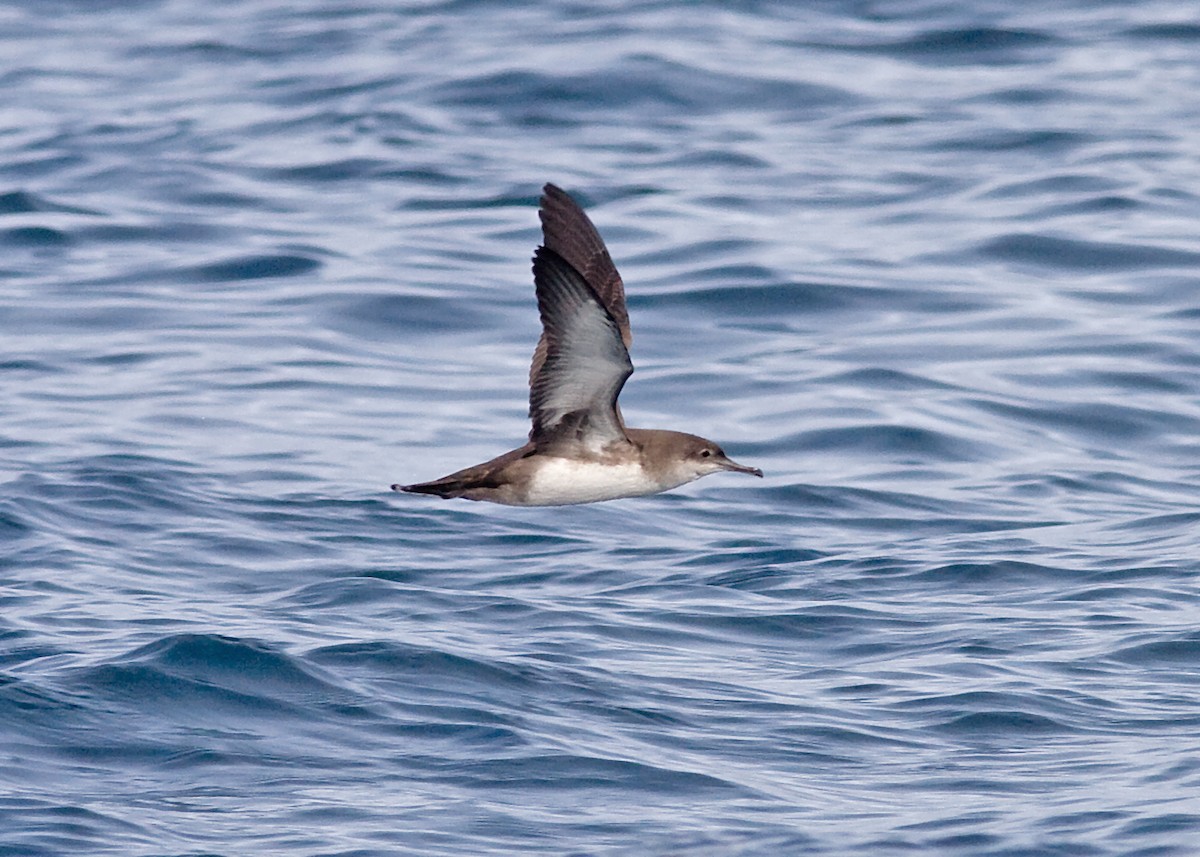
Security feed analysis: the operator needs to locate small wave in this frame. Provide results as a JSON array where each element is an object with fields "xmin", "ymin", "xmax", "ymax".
[
  {"xmin": 794, "ymin": 424, "xmax": 987, "ymax": 462},
  {"xmin": 939, "ymin": 710, "xmax": 1070, "ymax": 736},
  {"xmin": 0, "ymin": 189, "xmax": 100, "ymax": 215},
  {"xmin": 179, "ymin": 253, "xmax": 323, "ymax": 283},
  {"xmin": 0, "ymin": 225, "xmax": 71, "ymax": 247},
  {"xmin": 843, "ymin": 26, "xmax": 1059, "ymax": 65},
  {"xmin": 981, "ymin": 233, "xmax": 1200, "ymax": 271},
  {"xmin": 1109, "ymin": 633, "xmax": 1200, "ymax": 668}
]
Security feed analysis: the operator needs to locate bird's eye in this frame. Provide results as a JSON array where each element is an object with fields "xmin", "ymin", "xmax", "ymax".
[{"xmin": 700, "ymin": 449, "xmax": 712, "ymax": 458}]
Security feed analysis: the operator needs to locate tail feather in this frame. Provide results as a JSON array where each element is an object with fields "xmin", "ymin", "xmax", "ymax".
[
  {"xmin": 391, "ymin": 444, "xmax": 532, "ymax": 502},
  {"xmin": 391, "ymin": 479, "xmax": 468, "ymax": 499}
]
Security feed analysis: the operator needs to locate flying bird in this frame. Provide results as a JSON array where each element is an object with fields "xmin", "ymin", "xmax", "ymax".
[{"xmin": 393, "ymin": 183, "xmax": 761, "ymax": 506}]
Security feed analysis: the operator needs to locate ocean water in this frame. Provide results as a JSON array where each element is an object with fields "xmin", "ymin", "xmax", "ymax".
[{"xmin": 3, "ymin": 0, "xmax": 1200, "ymax": 854}]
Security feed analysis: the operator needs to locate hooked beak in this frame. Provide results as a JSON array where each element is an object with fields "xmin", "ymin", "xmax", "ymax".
[{"xmin": 717, "ymin": 456, "xmax": 763, "ymax": 478}]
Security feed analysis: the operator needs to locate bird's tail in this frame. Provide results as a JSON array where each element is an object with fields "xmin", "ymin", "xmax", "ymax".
[
  {"xmin": 391, "ymin": 478, "xmax": 470, "ymax": 499},
  {"xmin": 388, "ymin": 477, "xmax": 458, "ymax": 496}
]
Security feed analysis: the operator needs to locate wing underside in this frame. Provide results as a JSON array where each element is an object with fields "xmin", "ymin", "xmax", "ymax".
[{"xmin": 529, "ymin": 246, "xmax": 632, "ymax": 451}]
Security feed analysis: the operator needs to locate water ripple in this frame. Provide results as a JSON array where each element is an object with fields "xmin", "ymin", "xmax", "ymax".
[{"xmin": 3, "ymin": 1, "xmax": 1200, "ymax": 855}]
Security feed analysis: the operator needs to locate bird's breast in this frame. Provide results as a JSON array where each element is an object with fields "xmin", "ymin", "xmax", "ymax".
[{"xmin": 520, "ymin": 457, "xmax": 662, "ymax": 506}]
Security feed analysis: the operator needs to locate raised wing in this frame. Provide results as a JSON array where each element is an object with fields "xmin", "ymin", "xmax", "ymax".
[
  {"xmin": 529, "ymin": 247, "xmax": 632, "ymax": 450},
  {"xmin": 530, "ymin": 184, "xmax": 631, "ymax": 390}
]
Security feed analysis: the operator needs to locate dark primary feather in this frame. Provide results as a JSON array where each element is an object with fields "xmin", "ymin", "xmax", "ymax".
[
  {"xmin": 529, "ymin": 247, "xmax": 632, "ymax": 449},
  {"xmin": 529, "ymin": 184, "xmax": 631, "ymax": 390}
]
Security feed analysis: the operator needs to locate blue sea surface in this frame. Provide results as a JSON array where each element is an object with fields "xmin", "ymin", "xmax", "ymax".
[{"xmin": 4, "ymin": 1, "xmax": 1200, "ymax": 854}]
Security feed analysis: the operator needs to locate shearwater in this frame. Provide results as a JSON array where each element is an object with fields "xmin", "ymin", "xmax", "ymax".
[{"xmin": 393, "ymin": 183, "xmax": 762, "ymax": 506}]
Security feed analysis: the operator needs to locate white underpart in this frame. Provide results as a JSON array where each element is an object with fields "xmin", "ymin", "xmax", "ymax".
[{"xmin": 523, "ymin": 458, "xmax": 677, "ymax": 506}]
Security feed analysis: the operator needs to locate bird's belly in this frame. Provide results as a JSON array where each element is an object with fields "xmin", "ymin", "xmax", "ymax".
[{"xmin": 520, "ymin": 458, "xmax": 661, "ymax": 506}]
